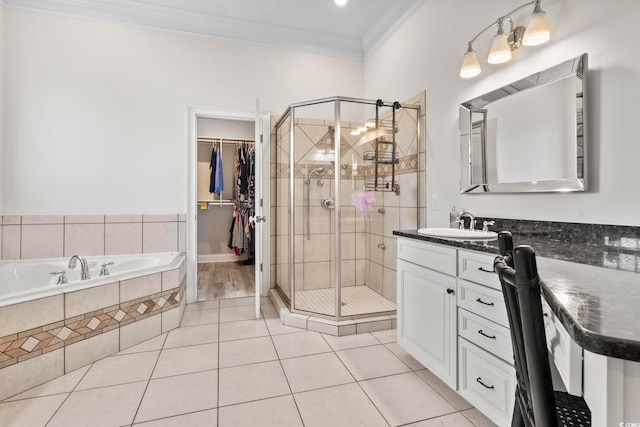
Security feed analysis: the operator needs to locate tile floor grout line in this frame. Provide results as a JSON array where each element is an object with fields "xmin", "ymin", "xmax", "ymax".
[
  {"xmin": 128, "ymin": 332, "xmax": 167, "ymax": 426},
  {"xmin": 216, "ymin": 302, "xmax": 221, "ymax": 427},
  {"xmin": 266, "ymin": 318, "xmax": 307, "ymax": 427},
  {"xmin": 43, "ymin": 361, "xmax": 96, "ymax": 427},
  {"xmin": 460, "ymin": 408, "xmax": 486, "ymax": 427}
]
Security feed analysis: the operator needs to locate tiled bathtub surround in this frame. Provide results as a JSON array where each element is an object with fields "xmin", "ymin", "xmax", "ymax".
[
  {"xmin": 0, "ymin": 214, "xmax": 187, "ymax": 260},
  {"xmin": 0, "ymin": 258, "xmax": 186, "ymax": 401}
]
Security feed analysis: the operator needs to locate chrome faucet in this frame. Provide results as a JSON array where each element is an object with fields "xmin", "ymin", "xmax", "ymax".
[
  {"xmin": 458, "ymin": 211, "xmax": 476, "ymax": 230},
  {"xmin": 68, "ymin": 255, "xmax": 91, "ymax": 280}
]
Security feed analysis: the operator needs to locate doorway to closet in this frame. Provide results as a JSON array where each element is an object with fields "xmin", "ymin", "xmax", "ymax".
[{"xmin": 196, "ymin": 118, "xmax": 256, "ymax": 301}]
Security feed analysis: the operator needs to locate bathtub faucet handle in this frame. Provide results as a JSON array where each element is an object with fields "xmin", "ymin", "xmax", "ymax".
[
  {"xmin": 50, "ymin": 271, "xmax": 68, "ymax": 285},
  {"xmin": 100, "ymin": 262, "xmax": 114, "ymax": 277}
]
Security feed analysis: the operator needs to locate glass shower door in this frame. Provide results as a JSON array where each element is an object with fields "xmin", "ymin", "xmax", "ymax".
[{"xmin": 292, "ymin": 101, "xmax": 337, "ymax": 317}]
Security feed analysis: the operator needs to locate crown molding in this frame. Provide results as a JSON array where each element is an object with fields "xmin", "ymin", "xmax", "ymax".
[
  {"xmin": 363, "ymin": 0, "xmax": 425, "ymax": 59},
  {"xmin": 4, "ymin": 0, "xmax": 366, "ymax": 59}
]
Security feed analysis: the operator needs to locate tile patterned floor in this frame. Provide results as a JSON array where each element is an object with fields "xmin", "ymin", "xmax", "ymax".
[{"xmin": 0, "ymin": 297, "xmax": 497, "ymax": 427}]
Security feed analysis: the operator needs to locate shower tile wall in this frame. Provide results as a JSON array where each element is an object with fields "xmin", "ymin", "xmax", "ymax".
[
  {"xmin": 0, "ymin": 214, "xmax": 186, "ymax": 260},
  {"xmin": 365, "ymin": 92, "xmax": 425, "ymax": 303}
]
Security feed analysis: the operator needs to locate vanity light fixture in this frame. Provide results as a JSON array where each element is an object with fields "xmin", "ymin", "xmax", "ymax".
[{"xmin": 460, "ymin": 0, "xmax": 551, "ymax": 79}]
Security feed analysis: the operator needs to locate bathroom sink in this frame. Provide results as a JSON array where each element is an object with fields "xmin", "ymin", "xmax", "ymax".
[{"xmin": 417, "ymin": 228, "xmax": 498, "ymax": 241}]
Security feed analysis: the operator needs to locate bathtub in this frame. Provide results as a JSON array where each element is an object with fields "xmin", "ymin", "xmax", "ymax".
[
  {"xmin": 0, "ymin": 252, "xmax": 183, "ymax": 308},
  {"xmin": 0, "ymin": 251, "xmax": 186, "ymax": 401}
]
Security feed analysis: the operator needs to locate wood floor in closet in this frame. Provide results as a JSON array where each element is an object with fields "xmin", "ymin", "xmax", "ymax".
[{"xmin": 197, "ymin": 261, "xmax": 255, "ymax": 300}]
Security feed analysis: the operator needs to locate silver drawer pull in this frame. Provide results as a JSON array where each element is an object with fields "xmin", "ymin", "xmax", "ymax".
[
  {"xmin": 476, "ymin": 298, "xmax": 495, "ymax": 306},
  {"xmin": 476, "ymin": 377, "xmax": 495, "ymax": 390},
  {"xmin": 478, "ymin": 330, "xmax": 496, "ymax": 339},
  {"xmin": 478, "ymin": 266, "xmax": 494, "ymax": 273}
]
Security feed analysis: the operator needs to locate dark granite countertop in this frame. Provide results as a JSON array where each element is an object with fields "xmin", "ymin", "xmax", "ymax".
[{"xmin": 393, "ymin": 229, "xmax": 640, "ymax": 362}]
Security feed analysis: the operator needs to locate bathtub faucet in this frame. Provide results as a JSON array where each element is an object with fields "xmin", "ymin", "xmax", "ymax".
[{"xmin": 68, "ymin": 255, "xmax": 91, "ymax": 280}]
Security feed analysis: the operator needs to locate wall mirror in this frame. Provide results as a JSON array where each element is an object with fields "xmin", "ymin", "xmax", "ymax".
[{"xmin": 459, "ymin": 53, "xmax": 587, "ymax": 193}]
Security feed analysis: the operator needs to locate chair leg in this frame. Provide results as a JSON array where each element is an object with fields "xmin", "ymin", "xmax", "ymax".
[{"xmin": 511, "ymin": 401, "xmax": 526, "ymax": 427}]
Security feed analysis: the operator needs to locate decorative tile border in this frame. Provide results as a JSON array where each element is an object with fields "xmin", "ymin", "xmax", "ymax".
[
  {"xmin": 0, "ymin": 280, "xmax": 184, "ymax": 370},
  {"xmin": 275, "ymin": 154, "xmax": 418, "ymax": 180}
]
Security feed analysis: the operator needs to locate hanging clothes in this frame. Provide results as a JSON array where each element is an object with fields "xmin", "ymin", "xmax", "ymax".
[
  {"xmin": 214, "ymin": 144, "xmax": 224, "ymax": 195},
  {"xmin": 228, "ymin": 143, "xmax": 256, "ymax": 259},
  {"xmin": 209, "ymin": 144, "xmax": 217, "ymax": 194}
]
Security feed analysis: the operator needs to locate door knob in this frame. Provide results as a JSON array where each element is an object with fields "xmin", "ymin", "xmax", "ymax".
[{"xmin": 253, "ymin": 216, "xmax": 267, "ymax": 223}]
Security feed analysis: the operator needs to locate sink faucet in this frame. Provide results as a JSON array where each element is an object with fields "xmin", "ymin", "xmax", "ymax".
[
  {"xmin": 68, "ymin": 255, "xmax": 91, "ymax": 280},
  {"xmin": 458, "ymin": 211, "xmax": 475, "ymax": 230}
]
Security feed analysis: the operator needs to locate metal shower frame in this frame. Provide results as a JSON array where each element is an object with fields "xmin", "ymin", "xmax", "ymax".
[{"xmin": 274, "ymin": 96, "xmax": 421, "ymax": 319}]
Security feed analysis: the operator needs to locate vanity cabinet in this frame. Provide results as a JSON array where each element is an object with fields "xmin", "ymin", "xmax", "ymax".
[
  {"xmin": 397, "ymin": 239, "xmax": 458, "ymax": 388},
  {"xmin": 456, "ymin": 250, "xmax": 515, "ymax": 427},
  {"xmin": 397, "ymin": 239, "xmax": 514, "ymax": 426}
]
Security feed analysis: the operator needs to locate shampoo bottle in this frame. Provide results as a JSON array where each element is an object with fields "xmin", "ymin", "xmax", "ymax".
[{"xmin": 449, "ymin": 206, "xmax": 457, "ymax": 228}]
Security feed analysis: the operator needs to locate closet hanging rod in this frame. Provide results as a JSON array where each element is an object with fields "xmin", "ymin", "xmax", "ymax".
[
  {"xmin": 197, "ymin": 200, "xmax": 251, "ymax": 205},
  {"xmin": 197, "ymin": 137, "xmax": 255, "ymax": 144}
]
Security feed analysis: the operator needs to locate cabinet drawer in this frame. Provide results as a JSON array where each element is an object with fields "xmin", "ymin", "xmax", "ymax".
[
  {"xmin": 541, "ymin": 298, "xmax": 583, "ymax": 396},
  {"xmin": 458, "ymin": 309, "xmax": 513, "ymax": 363},
  {"xmin": 458, "ymin": 339, "xmax": 515, "ymax": 427},
  {"xmin": 457, "ymin": 279, "xmax": 509, "ymax": 328},
  {"xmin": 397, "ymin": 238, "xmax": 457, "ymax": 276},
  {"xmin": 458, "ymin": 250, "xmax": 501, "ymax": 290}
]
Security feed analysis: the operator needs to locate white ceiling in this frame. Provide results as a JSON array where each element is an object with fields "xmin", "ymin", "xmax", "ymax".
[{"xmin": 3, "ymin": 0, "xmax": 425, "ymax": 58}]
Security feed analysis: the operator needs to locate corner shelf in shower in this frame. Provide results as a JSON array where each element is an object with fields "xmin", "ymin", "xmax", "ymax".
[{"xmin": 364, "ymin": 137, "xmax": 400, "ymax": 195}]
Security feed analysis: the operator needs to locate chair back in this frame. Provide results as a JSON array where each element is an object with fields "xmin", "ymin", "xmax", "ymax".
[{"xmin": 494, "ymin": 231, "xmax": 557, "ymax": 426}]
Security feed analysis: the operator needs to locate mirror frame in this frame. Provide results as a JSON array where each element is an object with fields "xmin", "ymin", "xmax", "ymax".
[{"xmin": 459, "ymin": 53, "xmax": 587, "ymax": 193}]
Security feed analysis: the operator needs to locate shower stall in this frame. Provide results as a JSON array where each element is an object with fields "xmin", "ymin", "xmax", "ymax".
[{"xmin": 273, "ymin": 96, "xmax": 421, "ymax": 320}]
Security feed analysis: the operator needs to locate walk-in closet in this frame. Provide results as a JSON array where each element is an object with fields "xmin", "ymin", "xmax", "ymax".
[{"xmin": 196, "ymin": 118, "xmax": 256, "ymax": 300}]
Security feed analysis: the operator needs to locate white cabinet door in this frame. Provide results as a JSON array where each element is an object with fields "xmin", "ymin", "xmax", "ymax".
[{"xmin": 397, "ymin": 259, "xmax": 457, "ymax": 388}]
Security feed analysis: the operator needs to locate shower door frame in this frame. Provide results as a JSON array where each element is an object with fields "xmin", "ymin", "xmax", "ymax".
[{"xmin": 275, "ymin": 96, "xmax": 421, "ymax": 320}]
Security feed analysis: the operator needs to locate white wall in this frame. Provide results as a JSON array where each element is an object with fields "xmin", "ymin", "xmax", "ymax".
[
  {"xmin": 365, "ymin": 0, "xmax": 640, "ymax": 226},
  {"xmin": 0, "ymin": 5, "xmax": 4, "ymax": 214},
  {"xmin": 2, "ymin": 8, "xmax": 364, "ymax": 215}
]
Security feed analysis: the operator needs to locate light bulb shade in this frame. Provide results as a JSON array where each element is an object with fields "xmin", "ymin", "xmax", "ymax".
[
  {"xmin": 523, "ymin": 12, "xmax": 550, "ymax": 46},
  {"xmin": 460, "ymin": 49, "xmax": 481, "ymax": 79},
  {"xmin": 487, "ymin": 33, "xmax": 512, "ymax": 64}
]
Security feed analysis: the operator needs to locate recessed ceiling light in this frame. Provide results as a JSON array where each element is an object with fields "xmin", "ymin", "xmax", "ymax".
[{"xmin": 335, "ymin": 0, "xmax": 347, "ymax": 7}]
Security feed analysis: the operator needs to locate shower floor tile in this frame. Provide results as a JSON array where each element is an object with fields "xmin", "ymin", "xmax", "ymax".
[{"xmin": 294, "ymin": 285, "xmax": 396, "ymax": 316}]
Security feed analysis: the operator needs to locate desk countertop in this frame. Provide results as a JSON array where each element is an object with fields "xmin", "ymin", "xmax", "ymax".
[{"xmin": 393, "ymin": 230, "xmax": 640, "ymax": 362}]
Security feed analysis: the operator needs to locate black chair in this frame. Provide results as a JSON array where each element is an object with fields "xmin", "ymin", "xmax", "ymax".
[{"xmin": 494, "ymin": 231, "xmax": 591, "ymax": 427}]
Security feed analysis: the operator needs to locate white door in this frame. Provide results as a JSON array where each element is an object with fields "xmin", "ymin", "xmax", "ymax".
[
  {"xmin": 186, "ymin": 106, "xmax": 270, "ymax": 309},
  {"xmin": 253, "ymin": 100, "xmax": 264, "ymax": 318}
]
